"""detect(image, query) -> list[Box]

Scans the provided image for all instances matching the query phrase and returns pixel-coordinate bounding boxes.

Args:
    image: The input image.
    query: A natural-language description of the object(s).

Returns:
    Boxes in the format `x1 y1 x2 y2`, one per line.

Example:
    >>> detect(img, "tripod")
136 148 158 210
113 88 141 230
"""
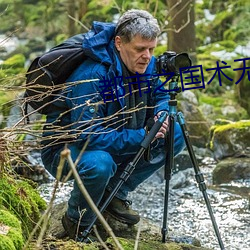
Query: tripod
161 78 225 249
82 77 225 250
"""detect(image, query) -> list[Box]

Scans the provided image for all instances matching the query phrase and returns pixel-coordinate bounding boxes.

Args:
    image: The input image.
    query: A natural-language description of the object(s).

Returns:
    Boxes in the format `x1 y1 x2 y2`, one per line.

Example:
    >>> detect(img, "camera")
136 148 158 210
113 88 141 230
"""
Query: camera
156 51 192 75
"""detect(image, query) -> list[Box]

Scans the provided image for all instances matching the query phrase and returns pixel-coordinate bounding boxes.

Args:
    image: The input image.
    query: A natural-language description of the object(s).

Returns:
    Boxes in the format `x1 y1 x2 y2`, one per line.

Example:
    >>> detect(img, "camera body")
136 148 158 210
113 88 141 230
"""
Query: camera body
156 51 192 75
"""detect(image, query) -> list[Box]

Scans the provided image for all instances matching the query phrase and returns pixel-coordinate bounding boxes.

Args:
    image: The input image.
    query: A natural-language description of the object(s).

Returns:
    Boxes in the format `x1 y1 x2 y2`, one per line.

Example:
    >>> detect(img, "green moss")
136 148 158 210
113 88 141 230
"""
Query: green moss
1 54 25 69
0 209 21 229
0 54 26 87
0 209 24 249
7 228 24 249
213 120 250 133
0 235 16 250
0 175 47 239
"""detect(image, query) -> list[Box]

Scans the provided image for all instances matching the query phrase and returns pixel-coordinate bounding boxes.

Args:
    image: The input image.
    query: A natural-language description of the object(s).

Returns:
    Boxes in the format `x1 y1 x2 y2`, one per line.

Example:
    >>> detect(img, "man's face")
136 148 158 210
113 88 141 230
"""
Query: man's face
115 35 157 74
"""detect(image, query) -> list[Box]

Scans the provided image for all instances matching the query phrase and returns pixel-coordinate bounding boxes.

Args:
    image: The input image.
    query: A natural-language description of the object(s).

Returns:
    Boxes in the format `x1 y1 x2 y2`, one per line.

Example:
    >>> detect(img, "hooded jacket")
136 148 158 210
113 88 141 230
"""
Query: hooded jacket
43 21 170 156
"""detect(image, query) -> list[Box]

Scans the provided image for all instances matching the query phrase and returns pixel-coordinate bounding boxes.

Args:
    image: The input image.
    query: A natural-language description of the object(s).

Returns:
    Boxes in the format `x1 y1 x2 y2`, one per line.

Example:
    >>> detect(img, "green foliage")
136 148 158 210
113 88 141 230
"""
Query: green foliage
196 0 250 48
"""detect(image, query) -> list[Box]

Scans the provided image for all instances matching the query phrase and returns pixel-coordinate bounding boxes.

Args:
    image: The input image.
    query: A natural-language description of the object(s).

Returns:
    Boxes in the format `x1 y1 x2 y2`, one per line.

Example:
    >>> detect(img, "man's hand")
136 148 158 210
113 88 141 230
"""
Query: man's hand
154 111 169 139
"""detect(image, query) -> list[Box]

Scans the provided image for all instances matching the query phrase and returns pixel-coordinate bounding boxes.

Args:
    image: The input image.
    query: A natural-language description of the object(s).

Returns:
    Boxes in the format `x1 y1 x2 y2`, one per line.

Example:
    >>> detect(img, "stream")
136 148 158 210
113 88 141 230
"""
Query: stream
38 155 250 250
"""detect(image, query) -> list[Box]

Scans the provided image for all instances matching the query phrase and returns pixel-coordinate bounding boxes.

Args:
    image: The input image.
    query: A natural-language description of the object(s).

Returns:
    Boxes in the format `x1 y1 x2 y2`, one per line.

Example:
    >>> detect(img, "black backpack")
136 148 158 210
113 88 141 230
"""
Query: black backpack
24 34 86 115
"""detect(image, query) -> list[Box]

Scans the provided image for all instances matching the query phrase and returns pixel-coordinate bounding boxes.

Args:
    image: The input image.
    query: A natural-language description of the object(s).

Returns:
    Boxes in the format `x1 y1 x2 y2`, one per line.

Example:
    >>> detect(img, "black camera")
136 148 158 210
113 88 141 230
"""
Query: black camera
156 51 192 75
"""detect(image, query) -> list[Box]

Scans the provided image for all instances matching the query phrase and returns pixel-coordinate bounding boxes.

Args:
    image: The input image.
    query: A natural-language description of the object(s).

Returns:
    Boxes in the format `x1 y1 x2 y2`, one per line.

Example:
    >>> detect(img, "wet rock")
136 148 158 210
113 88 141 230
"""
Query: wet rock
213 157 250 184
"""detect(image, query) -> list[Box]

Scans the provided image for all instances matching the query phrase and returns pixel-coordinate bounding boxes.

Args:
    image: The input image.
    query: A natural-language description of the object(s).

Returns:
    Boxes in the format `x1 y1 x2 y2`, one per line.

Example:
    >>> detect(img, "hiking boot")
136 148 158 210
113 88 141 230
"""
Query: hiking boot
105 196 140 225
61 213 97 243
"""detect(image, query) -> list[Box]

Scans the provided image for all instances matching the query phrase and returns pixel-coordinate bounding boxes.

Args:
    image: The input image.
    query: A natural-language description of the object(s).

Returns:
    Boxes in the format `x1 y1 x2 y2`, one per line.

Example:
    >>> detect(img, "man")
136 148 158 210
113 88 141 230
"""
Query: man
41 9 185 241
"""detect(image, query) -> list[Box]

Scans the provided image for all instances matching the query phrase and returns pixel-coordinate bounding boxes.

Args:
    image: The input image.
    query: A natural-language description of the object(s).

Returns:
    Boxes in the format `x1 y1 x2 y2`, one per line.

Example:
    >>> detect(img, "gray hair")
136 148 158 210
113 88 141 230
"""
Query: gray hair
115 9 160 43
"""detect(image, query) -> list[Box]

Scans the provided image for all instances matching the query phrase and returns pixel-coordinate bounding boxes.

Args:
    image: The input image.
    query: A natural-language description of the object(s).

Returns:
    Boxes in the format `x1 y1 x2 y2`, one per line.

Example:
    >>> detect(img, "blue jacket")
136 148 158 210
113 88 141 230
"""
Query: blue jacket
44 21 170 156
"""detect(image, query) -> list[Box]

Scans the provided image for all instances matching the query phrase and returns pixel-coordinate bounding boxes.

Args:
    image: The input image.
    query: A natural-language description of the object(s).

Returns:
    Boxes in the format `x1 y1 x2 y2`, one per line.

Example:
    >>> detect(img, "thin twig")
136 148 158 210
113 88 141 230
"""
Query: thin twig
68 14 90 31
134 219 142 250
93 225 110 250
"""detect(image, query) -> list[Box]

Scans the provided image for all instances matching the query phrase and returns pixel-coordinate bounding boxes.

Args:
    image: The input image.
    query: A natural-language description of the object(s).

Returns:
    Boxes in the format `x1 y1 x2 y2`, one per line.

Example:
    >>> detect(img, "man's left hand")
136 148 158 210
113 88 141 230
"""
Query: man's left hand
154 112 169 139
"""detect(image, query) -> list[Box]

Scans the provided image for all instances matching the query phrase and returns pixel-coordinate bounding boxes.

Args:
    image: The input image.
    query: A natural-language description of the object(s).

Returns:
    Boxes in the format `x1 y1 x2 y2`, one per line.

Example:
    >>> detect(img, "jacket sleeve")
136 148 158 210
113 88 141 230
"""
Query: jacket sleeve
65 61 146 156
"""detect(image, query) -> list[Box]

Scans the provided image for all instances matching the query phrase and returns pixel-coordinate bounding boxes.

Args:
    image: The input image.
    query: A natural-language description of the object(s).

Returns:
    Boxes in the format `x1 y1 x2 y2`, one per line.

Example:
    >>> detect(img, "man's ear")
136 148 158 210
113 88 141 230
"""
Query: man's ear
115 36 122 51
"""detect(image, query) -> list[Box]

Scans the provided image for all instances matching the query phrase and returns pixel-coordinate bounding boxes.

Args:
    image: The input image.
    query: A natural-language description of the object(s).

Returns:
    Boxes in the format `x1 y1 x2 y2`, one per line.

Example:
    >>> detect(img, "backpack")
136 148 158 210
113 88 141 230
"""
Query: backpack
24 34 86 115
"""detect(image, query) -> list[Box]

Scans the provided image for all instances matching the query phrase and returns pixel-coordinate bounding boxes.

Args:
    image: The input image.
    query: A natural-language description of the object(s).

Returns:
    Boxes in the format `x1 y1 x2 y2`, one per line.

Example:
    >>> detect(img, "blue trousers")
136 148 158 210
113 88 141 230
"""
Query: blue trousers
41 122 185 226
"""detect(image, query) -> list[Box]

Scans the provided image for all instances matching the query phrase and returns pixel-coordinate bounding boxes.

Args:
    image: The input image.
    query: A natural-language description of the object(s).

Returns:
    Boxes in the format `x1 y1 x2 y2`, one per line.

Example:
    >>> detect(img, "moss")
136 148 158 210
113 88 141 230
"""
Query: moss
1 54 25 69
0 235 16 250
7 228 24 249
105 237 208 250
0 209 21 229
0 209 24 249
0 174 47 239
213 120 250 133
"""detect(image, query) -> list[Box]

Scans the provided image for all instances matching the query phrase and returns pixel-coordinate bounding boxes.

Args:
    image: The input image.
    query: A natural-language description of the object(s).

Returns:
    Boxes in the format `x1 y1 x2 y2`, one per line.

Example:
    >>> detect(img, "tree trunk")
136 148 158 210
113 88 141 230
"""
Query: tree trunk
67 0 77 36
167 0 196 63
78 0 88 20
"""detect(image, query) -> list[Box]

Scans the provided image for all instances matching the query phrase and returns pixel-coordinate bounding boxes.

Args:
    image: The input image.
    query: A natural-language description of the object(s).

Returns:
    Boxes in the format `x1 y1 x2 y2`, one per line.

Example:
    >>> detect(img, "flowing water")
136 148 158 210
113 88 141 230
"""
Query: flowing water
38 156 250 250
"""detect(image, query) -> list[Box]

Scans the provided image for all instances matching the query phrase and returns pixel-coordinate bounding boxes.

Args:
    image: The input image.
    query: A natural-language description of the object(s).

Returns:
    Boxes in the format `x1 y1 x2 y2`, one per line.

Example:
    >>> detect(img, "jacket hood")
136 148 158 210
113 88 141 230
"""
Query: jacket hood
82 21 116 65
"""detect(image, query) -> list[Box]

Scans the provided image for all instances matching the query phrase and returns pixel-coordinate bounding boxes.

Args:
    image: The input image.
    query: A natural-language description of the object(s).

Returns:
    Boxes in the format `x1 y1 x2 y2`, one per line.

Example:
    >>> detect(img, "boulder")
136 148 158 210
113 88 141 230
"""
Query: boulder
213 157 250 184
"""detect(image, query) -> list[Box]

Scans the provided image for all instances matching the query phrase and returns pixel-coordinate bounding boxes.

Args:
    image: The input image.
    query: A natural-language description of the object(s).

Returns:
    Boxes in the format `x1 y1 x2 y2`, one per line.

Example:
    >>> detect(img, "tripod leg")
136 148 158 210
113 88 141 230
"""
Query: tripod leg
177 112 225 250
162 114 175 243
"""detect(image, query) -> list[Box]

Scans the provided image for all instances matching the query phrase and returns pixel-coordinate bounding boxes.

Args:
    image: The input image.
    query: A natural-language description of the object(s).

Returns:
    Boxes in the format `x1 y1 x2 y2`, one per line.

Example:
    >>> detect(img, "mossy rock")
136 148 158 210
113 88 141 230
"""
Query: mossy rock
0 174 47 239
0 209 24 250
209 120 250 160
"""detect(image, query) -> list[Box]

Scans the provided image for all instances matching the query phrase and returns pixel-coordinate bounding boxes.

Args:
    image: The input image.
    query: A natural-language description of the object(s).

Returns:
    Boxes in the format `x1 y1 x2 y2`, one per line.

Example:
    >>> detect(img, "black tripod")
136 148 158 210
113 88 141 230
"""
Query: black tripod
161 78 225 249
82 77 225 250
